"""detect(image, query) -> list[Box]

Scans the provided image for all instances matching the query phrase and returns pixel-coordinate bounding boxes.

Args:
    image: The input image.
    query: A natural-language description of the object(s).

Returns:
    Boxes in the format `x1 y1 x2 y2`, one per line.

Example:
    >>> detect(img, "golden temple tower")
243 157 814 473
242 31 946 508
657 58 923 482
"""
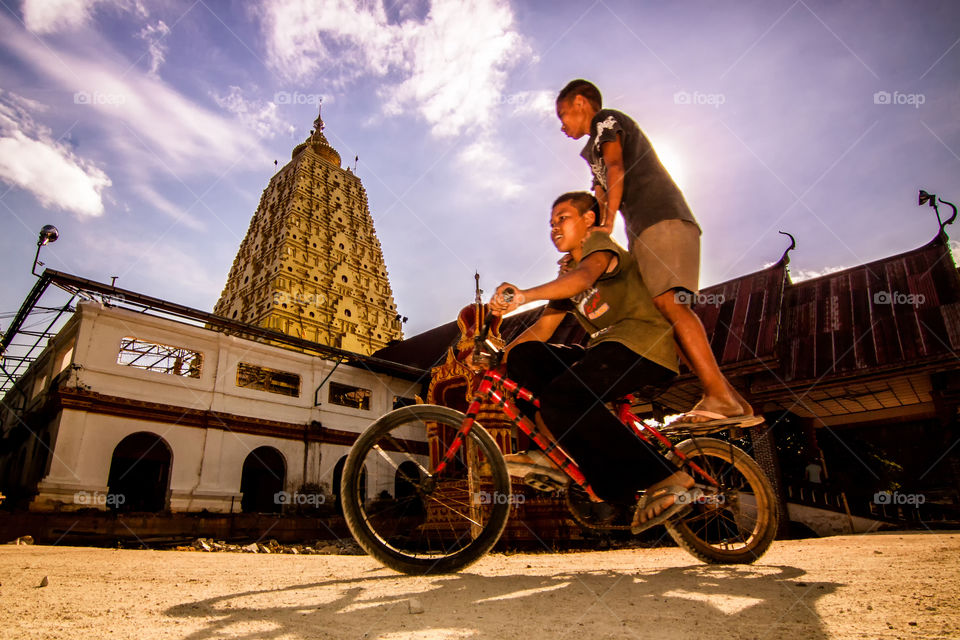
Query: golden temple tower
214 106 403 354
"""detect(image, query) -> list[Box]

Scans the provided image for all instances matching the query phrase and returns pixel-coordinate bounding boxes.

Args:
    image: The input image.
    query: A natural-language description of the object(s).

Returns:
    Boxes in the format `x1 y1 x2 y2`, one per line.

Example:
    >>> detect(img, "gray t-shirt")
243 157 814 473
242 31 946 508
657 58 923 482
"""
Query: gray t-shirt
581 108 699 239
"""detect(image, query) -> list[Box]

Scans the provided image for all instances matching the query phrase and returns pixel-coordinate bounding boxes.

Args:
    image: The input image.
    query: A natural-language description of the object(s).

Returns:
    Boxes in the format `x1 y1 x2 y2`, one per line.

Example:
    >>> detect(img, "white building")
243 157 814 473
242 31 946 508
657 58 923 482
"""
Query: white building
0 298 426 515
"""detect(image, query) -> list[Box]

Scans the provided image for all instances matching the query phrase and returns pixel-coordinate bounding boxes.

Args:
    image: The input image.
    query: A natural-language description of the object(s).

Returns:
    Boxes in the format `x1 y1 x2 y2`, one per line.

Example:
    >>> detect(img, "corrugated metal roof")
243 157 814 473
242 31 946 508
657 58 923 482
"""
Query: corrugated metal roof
779 234 960 382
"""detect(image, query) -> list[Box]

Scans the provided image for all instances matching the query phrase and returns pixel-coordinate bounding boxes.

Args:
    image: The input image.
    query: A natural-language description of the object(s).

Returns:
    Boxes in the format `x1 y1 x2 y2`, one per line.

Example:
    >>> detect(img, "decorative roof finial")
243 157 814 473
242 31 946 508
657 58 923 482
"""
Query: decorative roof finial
777 230 796 265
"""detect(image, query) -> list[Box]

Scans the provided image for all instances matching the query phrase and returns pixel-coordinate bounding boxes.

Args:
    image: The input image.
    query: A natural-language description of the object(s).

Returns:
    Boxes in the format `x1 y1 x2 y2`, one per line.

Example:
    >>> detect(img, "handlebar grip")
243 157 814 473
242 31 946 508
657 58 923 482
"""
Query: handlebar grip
478 287 514 342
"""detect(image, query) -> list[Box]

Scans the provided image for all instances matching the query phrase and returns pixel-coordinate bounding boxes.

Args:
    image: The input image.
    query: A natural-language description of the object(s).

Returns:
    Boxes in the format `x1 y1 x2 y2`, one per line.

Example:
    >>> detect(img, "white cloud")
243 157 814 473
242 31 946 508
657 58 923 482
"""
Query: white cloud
260 0 531 137
0 90 111 217
457 137 522 198
510 90 556 120
786 264 850 282
22 0 146 34
212 86 295 139
137 20 171 77
3 14 271 173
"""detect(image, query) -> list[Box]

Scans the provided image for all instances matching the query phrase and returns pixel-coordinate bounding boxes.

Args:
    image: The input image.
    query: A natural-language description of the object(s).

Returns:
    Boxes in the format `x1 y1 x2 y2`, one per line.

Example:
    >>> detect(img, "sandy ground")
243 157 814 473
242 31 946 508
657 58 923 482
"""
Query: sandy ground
2 531 959 640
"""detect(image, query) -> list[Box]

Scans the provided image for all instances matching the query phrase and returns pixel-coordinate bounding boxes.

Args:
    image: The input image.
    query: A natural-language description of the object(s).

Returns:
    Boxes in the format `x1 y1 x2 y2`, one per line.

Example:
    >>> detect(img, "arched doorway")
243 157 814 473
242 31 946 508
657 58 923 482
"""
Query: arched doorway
240 447 286 513
332 455 365 514
107 432 172 512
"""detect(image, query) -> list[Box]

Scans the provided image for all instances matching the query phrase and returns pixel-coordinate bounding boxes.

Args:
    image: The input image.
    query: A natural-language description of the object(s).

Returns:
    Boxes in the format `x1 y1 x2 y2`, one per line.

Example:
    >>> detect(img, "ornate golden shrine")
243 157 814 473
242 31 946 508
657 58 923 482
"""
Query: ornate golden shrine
423 301 584 544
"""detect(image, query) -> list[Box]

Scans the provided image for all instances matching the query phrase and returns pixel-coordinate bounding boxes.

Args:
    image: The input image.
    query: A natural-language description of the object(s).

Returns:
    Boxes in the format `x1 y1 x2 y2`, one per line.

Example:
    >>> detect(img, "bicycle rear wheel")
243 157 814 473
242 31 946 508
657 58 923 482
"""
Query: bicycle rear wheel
341 404 511 575
666 437 778 564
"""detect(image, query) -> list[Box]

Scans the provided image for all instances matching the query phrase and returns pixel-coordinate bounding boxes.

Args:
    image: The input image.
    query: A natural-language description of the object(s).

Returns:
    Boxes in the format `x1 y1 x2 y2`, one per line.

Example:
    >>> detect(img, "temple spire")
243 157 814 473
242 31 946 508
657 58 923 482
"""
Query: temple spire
311 102 328 145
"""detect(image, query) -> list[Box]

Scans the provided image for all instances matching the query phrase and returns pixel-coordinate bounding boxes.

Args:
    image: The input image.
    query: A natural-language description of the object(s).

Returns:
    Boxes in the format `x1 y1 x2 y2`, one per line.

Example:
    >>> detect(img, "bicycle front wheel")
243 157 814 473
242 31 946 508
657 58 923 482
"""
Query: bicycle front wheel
666 437 778 564
341 404 511 574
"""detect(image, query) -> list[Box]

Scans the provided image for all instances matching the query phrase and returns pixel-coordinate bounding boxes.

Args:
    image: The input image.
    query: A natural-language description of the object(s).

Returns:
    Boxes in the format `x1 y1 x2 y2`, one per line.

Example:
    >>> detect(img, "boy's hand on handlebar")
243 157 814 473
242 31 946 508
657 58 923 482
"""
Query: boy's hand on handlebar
490 283 524 316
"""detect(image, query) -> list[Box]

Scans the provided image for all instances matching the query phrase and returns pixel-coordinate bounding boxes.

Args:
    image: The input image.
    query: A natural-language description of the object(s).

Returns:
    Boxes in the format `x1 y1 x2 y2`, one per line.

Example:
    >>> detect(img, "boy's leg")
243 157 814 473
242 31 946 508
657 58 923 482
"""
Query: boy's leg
538 342 678 503
631 219 751 423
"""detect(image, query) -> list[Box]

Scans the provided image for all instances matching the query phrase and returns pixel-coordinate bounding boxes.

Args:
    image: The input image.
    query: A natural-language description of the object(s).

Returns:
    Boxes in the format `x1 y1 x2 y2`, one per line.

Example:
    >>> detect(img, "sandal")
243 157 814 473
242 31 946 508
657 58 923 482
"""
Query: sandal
503 450 567 485
669 410 765 434
631 485 698 534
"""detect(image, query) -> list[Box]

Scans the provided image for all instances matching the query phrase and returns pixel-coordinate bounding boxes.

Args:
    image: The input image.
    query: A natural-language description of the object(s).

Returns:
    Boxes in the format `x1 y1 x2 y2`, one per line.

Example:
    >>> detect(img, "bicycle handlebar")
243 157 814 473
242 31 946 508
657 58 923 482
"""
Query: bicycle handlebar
473 287 514 365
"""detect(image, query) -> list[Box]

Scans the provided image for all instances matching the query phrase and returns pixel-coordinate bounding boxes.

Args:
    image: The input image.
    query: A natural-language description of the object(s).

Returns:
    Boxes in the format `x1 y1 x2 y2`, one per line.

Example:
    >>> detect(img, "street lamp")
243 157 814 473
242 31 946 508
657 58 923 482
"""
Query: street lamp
918 190 957 233
31 225 59 276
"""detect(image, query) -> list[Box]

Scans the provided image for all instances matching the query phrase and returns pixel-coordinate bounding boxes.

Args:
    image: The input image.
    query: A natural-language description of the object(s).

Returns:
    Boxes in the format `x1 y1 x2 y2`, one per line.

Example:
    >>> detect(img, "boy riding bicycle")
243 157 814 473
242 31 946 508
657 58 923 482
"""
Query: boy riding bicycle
489 191 697 532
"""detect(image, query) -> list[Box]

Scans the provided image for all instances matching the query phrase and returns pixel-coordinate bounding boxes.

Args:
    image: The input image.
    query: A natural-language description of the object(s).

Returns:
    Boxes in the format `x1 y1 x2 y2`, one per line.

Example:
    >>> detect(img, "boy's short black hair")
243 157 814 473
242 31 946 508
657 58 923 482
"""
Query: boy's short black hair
552 191 600 226
557 79 602 111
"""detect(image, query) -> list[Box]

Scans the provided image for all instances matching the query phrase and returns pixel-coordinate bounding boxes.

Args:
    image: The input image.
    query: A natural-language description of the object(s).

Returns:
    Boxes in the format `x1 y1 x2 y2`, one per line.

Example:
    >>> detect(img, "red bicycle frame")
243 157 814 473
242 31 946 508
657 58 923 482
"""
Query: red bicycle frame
433 367 721 502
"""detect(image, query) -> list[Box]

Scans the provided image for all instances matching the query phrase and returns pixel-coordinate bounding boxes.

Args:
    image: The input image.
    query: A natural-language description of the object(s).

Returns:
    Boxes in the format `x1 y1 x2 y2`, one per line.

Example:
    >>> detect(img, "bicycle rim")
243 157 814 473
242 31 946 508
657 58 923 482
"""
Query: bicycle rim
666 437 778 564
341 404 511 574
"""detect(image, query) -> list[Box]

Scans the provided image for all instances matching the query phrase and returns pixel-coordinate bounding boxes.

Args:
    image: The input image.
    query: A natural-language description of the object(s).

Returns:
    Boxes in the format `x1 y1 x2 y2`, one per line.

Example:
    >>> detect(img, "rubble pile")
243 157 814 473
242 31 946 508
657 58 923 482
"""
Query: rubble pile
176 537 363 555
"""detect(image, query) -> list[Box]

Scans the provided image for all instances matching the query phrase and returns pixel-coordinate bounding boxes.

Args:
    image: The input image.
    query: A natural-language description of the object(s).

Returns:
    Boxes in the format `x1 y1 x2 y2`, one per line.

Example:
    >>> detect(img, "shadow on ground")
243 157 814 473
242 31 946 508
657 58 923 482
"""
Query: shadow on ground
164 562 841 639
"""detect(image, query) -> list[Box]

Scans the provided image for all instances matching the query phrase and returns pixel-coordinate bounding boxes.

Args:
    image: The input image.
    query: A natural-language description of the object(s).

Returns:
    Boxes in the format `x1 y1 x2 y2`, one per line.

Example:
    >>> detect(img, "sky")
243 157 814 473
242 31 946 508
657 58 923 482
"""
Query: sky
1 0 958 341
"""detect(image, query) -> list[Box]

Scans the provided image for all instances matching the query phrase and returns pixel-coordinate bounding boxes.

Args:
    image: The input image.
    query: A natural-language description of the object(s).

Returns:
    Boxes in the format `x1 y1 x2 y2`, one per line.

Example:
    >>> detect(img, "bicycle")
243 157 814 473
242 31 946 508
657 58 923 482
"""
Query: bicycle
340 303 778 575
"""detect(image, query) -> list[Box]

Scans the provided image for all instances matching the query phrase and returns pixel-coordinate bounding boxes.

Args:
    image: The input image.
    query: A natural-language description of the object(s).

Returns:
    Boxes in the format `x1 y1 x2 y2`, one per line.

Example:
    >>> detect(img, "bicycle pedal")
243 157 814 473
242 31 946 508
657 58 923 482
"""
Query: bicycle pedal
523 473 567 493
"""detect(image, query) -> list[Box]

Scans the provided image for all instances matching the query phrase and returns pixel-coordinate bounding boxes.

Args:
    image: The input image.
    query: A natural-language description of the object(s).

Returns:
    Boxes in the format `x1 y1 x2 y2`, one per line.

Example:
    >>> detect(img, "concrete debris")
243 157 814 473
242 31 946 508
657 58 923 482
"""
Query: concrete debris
408 598 424 614
177 538 363 556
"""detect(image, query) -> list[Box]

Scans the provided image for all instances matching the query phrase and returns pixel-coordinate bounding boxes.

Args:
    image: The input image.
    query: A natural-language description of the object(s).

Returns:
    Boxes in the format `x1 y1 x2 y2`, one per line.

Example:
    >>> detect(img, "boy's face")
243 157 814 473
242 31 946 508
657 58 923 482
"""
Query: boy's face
550 201 594 253
556 95 592 139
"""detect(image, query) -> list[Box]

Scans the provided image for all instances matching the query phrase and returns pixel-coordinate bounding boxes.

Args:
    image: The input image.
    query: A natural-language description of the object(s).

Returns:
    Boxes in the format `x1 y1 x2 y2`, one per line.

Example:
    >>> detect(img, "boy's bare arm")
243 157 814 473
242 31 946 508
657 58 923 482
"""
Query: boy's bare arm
598 136 625 233
491 251 615 314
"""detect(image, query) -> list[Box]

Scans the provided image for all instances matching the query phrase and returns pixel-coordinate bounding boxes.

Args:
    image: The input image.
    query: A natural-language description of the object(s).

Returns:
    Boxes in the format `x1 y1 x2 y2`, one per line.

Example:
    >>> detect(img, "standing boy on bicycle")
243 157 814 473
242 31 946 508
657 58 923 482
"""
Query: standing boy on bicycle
490 191 696 532
555 79 758 429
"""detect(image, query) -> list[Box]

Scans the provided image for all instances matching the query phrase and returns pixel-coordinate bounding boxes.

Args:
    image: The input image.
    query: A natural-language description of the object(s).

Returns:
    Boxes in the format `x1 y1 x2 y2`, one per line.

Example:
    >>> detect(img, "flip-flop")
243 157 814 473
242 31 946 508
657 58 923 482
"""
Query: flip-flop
668 410 765 433
631 485 698 534
503 450 567 485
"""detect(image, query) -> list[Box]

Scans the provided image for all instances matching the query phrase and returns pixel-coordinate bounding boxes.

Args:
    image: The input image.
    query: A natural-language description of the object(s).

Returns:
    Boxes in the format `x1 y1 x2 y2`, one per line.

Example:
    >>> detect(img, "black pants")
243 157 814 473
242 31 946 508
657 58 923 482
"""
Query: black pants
507 341 678 504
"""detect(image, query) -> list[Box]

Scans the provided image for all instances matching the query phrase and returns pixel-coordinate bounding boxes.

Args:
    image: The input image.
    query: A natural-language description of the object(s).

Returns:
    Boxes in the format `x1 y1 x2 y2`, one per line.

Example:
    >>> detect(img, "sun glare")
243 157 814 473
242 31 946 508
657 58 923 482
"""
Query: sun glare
654 140 687 192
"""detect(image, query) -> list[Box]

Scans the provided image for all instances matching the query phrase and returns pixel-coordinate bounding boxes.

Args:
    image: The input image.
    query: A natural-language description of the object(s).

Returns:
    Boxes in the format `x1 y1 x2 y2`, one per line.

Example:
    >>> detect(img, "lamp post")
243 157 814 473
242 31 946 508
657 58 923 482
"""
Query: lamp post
918 190 957 234
31 225 59 276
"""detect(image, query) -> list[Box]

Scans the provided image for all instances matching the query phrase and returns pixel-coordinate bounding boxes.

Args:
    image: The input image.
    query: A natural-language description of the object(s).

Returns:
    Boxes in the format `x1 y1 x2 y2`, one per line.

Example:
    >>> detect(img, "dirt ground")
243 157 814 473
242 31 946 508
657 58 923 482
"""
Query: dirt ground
2 531 958 640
